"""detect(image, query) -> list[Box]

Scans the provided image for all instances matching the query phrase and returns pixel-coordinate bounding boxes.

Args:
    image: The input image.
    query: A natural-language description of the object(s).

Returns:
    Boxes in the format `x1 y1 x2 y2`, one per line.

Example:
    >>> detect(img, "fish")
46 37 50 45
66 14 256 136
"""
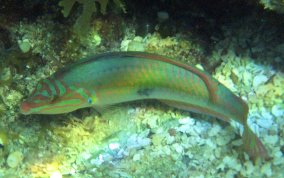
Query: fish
20 51 269 161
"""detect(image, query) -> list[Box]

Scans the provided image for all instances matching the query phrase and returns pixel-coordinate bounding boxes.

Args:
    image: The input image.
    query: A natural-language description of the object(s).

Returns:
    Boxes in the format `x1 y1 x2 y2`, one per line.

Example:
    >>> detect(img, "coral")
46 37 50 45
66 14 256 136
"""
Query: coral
120 33 205 65
59 0 126 36
11 19 58 63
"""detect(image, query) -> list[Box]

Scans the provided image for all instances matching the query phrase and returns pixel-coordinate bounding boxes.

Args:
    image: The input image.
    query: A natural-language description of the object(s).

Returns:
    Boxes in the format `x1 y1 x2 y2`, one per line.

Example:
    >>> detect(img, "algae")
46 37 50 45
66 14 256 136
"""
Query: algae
59 0 126 37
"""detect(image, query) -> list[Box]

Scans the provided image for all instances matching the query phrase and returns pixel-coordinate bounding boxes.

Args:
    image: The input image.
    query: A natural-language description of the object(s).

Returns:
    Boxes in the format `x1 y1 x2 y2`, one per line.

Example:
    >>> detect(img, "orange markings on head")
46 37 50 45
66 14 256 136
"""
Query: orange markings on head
20 101 31 114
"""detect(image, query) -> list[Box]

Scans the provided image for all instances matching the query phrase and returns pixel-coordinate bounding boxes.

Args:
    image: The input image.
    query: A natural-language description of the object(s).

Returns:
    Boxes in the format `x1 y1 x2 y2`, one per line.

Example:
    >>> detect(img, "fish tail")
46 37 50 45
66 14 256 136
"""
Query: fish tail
242 124 269 161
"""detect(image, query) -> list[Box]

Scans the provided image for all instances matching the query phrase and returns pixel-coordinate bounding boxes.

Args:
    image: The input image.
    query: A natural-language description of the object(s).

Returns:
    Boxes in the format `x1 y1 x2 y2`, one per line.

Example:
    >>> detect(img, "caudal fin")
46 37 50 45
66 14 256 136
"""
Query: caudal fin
242 125 270 161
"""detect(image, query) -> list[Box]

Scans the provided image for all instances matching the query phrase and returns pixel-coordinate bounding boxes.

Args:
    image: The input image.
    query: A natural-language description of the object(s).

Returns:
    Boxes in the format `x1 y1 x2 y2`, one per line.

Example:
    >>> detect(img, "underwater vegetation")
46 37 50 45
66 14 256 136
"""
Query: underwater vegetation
59 0 126 36
0 0 283 177
260 0 284 13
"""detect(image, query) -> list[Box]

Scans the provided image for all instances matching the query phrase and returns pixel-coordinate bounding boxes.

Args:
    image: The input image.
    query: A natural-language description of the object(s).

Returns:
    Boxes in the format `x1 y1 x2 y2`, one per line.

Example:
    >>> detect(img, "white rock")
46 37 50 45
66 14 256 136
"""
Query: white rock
195 64 204 71
177 124 192 134
214 149 221 158
90 157 103 166
260 163 272 177
261 110 273 120
109 143 120 150
242 161 255 175
178 117 195 125
216 162 225 171
253 75 268 88
139 138 151 147
133 153 141 161
222 156 242 171
256 117 273 129
127 40 145 51
139 129 150 138
216 135 231 146
208 125 221 137
166 135 175 144
172 143 183 153
50 171 62 178
80 151 92 160
163 146 171 155
146 116 158 128
225 170 237 178
133 36 143 42
264 135 278 145
230 120 243 135
272 105 284 117
273 156 284 166
18 39 31 53
196 137 206 145
6 151 23 168
273 150 283 158
120 39 131 51
242 71 252 86
205 139 216 149
231 139 242 146
247 119 260 134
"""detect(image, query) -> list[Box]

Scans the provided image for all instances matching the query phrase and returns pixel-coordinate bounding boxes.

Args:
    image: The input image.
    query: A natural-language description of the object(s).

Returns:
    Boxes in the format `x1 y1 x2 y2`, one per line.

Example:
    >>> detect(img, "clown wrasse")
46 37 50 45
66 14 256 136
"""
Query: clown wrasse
20 52 269 161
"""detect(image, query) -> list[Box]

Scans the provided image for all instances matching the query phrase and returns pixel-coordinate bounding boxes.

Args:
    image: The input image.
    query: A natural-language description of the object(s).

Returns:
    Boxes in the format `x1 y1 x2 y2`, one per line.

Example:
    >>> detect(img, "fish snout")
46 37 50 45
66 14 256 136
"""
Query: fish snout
20 101 31 115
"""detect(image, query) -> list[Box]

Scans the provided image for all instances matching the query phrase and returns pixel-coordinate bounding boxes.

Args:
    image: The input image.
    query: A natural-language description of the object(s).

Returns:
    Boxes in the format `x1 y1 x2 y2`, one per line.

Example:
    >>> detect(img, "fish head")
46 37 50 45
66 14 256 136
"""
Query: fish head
20 78 97 115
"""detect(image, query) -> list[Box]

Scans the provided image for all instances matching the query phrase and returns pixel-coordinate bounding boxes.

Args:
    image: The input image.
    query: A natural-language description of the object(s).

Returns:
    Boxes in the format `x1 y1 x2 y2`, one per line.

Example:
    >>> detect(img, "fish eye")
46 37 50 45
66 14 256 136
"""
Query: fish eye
87 98 92 104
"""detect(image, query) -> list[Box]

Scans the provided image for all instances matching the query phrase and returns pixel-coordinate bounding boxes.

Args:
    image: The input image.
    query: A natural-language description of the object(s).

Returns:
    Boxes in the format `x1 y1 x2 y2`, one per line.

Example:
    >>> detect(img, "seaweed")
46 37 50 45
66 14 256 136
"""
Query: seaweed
59 0 126 37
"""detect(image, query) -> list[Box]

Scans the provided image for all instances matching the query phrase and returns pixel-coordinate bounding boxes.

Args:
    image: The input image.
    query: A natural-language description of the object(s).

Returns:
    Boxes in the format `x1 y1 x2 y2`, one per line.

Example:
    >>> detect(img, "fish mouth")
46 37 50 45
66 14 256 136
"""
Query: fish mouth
20 101 32 115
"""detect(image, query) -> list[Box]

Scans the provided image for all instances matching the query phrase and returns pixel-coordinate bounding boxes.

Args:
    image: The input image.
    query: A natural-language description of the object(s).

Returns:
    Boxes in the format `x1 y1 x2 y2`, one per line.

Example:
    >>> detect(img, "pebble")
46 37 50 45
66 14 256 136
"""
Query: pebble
253 75 268 88
109 143 120 150
133 153 141 161
162 146 171 155
208 125 221 137
216 135 231 146
178 117 195 125
18 39 31 53
273 156 284 166
50 171 62 178
271 105 284 117
264 135 278 145
127 40 145 51
177 124 192 134
172 143 183 153
242 71 252 87
256 116 273 129
260 163 272 177
205 140 216 149
222 156 242 171
146 115 158 129
6 151 23 168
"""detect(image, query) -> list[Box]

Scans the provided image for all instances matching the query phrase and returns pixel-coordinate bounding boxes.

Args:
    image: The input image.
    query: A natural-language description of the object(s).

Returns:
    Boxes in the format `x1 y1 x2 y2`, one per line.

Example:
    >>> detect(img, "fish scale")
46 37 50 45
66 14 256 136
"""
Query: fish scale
20 51 269 161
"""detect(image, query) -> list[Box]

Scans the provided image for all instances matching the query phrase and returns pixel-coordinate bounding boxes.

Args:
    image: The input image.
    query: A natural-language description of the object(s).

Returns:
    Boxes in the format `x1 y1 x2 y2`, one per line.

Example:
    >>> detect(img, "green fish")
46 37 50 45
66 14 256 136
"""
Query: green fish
20 52 269 161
